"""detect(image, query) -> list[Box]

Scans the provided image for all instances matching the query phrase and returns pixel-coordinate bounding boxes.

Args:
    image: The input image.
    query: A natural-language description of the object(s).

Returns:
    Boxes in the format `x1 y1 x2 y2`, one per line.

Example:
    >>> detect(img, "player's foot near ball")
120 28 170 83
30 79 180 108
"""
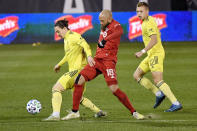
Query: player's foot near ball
61 110 80 120
94 110 107 118
165 104 182 112
132 112 145 120
42 115 60 121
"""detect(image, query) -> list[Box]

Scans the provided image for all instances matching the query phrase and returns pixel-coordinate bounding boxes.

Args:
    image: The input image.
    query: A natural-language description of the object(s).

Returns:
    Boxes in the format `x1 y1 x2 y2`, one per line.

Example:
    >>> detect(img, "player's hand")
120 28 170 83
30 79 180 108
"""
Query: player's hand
135 49 146 58
98 39 106 48
135 51 144 58
87 56 95 67
54 64 61 73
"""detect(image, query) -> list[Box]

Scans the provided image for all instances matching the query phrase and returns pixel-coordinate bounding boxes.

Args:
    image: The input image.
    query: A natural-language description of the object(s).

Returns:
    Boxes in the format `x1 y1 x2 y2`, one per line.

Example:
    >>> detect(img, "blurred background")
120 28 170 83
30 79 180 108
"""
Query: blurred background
0 0 197 44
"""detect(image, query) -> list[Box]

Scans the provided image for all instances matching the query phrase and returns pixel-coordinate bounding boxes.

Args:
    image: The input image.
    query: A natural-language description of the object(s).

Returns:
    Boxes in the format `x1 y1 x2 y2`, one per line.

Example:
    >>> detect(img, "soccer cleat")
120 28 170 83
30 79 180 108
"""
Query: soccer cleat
61 110 80 120
94 110 107 118
42 115 60 121
132 112 145 120
165 104 182 112
153 92 165 108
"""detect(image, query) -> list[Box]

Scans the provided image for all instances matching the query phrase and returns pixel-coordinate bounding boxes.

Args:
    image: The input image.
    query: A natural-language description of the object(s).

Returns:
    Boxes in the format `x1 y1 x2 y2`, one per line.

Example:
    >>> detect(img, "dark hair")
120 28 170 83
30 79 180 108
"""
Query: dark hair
55 19 69 29
137 2 149 9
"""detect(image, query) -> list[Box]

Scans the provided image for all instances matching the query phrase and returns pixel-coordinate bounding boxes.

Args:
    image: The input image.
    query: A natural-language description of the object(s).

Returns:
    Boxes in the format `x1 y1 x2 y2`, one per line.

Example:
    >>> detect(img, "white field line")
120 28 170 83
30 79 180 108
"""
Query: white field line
0 119 197 125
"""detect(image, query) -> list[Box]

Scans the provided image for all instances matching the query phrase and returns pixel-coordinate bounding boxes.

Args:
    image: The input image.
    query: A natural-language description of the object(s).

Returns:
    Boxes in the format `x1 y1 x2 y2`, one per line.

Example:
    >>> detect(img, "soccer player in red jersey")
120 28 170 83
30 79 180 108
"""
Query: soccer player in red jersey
62 10 145 120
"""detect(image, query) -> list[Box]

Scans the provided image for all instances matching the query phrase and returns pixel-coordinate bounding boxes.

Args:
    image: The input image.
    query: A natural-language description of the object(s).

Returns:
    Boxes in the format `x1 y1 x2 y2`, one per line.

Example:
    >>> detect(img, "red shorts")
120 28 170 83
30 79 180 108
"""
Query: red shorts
80 58 118 86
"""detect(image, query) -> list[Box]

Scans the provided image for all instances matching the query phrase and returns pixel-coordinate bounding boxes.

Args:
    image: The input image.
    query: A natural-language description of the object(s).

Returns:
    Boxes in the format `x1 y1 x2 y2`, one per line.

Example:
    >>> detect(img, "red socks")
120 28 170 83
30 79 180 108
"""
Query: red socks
72 84 84 111
113 88 136 114
73 84 135 114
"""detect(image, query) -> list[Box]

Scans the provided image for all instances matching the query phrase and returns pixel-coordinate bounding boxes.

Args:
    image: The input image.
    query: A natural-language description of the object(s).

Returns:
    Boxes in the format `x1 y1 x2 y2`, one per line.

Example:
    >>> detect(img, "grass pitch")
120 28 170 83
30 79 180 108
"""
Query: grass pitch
0 42 197 131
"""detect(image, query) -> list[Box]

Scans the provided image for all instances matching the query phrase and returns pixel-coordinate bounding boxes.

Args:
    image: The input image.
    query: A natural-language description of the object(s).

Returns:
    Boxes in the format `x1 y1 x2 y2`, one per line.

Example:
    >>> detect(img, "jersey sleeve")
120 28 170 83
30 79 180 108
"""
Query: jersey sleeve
77 37 92 57
146 20 157 37
57 54 67 66
105 23 123 41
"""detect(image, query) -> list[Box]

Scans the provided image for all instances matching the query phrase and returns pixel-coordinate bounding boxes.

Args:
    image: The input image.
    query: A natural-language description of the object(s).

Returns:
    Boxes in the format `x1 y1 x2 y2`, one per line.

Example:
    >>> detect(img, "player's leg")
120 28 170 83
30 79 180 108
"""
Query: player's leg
103 60 144 120
134 57 162 96
69 80 105 117
152 72 182 112
43 82 64 121
80 97 106 117
61 74 86 120
150 54 182 111
43 71 78 121
62 64 101 120
108 84 144 120
134 57 164 108
134 67 161 95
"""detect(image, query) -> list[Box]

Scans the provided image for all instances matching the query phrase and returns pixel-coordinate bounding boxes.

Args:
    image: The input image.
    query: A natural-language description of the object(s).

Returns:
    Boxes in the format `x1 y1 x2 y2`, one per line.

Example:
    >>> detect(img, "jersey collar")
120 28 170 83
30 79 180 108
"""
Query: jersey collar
64 30 71 39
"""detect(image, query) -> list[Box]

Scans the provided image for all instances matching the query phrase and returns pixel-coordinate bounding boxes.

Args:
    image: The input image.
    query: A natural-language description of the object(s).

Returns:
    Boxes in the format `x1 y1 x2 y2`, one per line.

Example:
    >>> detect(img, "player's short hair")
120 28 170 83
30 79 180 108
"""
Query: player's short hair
55 19 69 29
137 2 149 9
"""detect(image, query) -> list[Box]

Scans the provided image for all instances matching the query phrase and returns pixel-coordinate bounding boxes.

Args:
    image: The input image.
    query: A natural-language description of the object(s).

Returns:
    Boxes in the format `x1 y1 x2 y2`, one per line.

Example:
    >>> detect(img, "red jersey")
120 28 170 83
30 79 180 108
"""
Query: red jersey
95 19 123 63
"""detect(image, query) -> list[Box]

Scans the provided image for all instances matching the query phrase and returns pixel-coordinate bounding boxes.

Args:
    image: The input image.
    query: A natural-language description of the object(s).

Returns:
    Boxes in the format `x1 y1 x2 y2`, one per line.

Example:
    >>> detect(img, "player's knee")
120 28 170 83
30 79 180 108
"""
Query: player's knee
154 79 162 85
75 74 85 85
109 84 119 93
52 82 64 93
133 71 140 81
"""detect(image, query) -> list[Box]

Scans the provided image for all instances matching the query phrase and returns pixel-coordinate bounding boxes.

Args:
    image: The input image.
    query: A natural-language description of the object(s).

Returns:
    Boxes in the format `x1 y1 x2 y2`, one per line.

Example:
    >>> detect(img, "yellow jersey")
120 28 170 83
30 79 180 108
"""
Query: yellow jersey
57 30 92 71
141 16 164 55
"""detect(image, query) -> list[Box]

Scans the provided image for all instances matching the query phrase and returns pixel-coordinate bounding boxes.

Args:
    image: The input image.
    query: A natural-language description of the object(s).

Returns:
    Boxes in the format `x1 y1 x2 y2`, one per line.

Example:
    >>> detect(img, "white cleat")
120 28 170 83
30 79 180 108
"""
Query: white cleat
133 112 145 120
42 115 60 121
61 111 80 120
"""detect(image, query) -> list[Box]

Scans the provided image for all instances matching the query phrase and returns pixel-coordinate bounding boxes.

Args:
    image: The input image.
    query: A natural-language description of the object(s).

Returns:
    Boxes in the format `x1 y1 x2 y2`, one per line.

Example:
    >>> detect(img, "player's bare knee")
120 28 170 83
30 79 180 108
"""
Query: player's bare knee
109 84 119 93
153 79 161 85
52 82 64 93
133 71 140 81
75 74 85 85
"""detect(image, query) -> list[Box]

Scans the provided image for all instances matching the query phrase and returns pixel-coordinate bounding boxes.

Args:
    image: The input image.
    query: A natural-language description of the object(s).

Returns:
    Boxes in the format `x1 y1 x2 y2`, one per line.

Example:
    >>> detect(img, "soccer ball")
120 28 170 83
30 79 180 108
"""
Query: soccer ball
26 99 42 114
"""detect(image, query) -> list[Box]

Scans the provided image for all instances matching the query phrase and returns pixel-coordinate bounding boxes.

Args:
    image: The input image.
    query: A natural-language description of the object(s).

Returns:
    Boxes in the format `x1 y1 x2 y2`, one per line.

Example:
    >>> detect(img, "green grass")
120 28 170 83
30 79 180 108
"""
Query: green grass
0 42 197 131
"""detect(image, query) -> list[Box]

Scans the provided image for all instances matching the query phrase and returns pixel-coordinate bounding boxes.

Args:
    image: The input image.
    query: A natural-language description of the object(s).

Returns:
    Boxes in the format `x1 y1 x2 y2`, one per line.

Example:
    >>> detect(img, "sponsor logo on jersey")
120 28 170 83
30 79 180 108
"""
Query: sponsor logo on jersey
128 14 167 40
0 16 19 37
54 15 93 41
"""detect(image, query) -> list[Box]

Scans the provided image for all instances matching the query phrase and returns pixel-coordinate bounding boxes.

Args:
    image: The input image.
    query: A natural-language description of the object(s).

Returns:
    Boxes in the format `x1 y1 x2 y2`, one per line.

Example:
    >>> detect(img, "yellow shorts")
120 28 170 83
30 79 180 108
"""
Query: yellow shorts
139 53 165 73
57 70 86 92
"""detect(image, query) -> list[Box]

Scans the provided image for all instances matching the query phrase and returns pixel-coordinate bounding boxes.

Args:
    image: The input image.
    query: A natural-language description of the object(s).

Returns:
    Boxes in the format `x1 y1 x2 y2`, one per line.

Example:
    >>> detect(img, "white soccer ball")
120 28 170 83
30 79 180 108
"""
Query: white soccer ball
26 99 42 114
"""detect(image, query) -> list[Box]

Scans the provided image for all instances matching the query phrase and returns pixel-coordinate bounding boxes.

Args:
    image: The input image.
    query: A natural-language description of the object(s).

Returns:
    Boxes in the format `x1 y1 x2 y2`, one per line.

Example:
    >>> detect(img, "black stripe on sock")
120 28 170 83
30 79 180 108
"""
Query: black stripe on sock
157 80 165 87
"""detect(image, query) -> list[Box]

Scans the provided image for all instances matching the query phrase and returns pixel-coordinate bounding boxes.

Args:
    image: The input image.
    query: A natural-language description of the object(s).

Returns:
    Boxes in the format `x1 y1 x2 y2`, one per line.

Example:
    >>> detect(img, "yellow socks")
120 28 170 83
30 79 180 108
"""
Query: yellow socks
80 97 100 113
157 81 177 103
52 90 62 113
139 77 159 95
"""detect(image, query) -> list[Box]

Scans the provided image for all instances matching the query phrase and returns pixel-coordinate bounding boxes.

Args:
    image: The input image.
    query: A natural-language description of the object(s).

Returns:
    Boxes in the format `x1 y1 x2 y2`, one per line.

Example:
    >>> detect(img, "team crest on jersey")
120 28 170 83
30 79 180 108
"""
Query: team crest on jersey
100 28 108 38
128 14 167 40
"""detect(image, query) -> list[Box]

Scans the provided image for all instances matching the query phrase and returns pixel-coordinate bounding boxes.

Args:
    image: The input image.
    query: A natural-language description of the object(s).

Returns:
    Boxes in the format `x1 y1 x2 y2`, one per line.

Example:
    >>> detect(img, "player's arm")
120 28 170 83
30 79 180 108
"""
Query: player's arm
105 24 123 41
135 22 157 58
98 24 123 48
143 34 157 52
54 55 67 73
77 37 95 67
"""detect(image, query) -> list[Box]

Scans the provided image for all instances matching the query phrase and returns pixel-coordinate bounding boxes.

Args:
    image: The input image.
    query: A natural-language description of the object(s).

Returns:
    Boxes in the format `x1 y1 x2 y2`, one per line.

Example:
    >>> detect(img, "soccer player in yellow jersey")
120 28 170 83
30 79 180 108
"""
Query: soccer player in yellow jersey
133 2 182 112
43 19 106 121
